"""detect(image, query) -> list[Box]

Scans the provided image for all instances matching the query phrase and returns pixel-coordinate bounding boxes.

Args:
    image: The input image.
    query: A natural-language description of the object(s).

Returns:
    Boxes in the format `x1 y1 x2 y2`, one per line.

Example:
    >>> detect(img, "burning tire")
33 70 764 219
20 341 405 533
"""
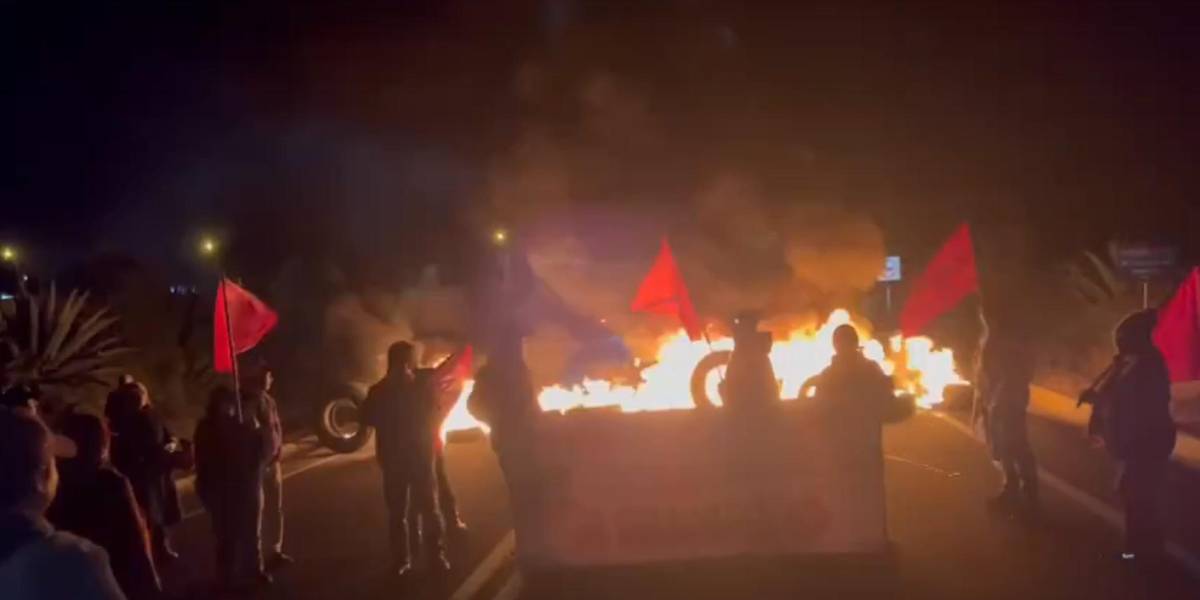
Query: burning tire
314 384 373 454
690 349 731 409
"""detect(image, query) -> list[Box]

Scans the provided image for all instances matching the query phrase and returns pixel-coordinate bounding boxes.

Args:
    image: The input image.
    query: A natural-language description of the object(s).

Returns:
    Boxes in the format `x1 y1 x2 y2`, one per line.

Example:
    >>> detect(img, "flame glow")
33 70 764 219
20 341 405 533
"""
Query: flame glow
440 309 966 436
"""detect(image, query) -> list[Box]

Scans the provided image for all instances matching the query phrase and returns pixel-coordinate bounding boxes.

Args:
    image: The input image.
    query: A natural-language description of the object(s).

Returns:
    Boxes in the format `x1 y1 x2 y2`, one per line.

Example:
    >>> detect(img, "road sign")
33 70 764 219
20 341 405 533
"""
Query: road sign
878 256 902 283
1109 243 1178 280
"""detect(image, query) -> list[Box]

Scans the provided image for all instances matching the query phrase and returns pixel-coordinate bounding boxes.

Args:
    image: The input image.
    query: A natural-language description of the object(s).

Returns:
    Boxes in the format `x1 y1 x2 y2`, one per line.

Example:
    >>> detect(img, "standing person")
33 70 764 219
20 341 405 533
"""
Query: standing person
801 325 895 424
0 408 127 600
972 316 1038 518
241 366 293 570
48 412 161 599
362 342 449 577
466 329 541 547
434 450 468 535
720 311 780 410
194 387 271 590
467 329 537 452
106 382 183 563
413 364 469 538
1079 310 1177 561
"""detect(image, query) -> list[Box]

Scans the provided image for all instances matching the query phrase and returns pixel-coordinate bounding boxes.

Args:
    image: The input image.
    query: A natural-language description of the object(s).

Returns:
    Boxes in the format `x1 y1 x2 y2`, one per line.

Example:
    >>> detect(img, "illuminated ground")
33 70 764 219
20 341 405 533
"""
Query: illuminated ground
163 410 1200 599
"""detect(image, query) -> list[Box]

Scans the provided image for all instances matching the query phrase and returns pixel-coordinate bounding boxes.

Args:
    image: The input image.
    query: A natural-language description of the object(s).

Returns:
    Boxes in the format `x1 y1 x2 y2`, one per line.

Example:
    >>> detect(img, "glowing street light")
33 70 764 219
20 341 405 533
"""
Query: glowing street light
1 245 16 263
200 237 218 257
491 227 509 246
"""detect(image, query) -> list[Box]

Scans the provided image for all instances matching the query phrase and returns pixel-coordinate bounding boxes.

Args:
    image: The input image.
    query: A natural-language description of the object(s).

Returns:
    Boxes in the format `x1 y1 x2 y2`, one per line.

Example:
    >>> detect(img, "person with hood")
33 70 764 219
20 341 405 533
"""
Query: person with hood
1079 310 1177 560
0 407 127 600
194 387 271 590
720 311 780 411
47 412 161 599
105 381 183 563
362 341 449 577
972 315 1038 518
800 325 895 426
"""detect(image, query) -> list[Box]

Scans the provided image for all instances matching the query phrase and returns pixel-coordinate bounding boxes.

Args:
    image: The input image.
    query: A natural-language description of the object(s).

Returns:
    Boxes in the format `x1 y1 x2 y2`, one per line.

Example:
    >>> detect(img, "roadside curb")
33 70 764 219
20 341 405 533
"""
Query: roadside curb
1030 386 1200 469
932 411 1200 580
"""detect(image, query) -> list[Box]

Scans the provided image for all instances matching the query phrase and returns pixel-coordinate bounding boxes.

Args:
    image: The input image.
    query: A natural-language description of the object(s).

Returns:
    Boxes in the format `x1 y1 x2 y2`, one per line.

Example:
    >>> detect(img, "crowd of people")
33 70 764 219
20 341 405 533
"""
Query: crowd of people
0 365 291 599
0 306 1183 598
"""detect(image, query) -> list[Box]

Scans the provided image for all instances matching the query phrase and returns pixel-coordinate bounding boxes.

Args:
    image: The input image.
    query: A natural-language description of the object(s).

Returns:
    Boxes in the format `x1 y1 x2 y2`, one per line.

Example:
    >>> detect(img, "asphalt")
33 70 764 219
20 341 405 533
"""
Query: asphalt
162 409 1200 600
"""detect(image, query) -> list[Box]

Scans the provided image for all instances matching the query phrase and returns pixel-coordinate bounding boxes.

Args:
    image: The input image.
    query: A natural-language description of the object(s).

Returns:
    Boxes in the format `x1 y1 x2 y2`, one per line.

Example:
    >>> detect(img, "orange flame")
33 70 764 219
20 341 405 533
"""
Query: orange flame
440 309 965 437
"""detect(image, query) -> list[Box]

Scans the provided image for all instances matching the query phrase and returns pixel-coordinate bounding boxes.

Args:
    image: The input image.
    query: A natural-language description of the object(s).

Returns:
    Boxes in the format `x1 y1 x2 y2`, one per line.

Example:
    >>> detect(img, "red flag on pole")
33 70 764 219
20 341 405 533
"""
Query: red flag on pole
432 345 474 410
1153 267 1200 383
900 223 980 336
632 238 703 341
213 278 279 374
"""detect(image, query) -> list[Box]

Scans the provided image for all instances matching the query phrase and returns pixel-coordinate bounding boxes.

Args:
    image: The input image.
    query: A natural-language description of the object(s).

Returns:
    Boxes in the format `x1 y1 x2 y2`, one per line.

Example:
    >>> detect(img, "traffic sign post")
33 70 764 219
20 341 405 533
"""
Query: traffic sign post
1109 242 1178 309
878 256 902 314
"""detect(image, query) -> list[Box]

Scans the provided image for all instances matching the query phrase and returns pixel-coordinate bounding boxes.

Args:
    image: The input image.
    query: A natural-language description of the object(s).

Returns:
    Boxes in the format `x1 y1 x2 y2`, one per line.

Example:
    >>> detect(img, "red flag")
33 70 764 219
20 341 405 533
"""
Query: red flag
213 278 279 374
632 238 703 341
1154 267 1200 383
432 345 474 410
900 223 980 336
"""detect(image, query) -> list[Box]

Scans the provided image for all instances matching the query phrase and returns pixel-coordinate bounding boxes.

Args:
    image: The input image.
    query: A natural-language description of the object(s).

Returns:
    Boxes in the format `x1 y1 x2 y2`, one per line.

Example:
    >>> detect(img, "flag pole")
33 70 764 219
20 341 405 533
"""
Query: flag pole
220 275 243 423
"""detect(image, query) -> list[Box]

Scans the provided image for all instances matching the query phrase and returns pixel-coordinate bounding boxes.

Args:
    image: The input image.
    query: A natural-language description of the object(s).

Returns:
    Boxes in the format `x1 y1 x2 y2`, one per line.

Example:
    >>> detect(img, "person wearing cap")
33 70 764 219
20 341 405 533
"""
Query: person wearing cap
48 412 162 599
720 311 780 410
363 341 450 577
0 407 127 599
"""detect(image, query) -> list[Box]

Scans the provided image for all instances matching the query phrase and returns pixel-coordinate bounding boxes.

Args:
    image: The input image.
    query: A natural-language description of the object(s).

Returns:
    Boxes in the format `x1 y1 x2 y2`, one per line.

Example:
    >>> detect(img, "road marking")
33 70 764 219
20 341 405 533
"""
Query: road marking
932 412 1200 579
449 530 516 600
180 451 351 521
492 572 522 600
885 454 962 478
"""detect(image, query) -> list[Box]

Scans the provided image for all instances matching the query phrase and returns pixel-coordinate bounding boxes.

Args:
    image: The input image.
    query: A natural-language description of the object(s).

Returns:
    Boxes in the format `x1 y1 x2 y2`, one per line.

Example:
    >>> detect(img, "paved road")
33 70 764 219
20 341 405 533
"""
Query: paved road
162 409 1200 600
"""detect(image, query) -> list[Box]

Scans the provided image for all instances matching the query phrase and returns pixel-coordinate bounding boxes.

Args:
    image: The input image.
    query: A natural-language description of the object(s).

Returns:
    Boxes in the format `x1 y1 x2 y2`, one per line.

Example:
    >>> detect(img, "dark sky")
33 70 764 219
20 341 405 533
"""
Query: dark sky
4 1 1199 276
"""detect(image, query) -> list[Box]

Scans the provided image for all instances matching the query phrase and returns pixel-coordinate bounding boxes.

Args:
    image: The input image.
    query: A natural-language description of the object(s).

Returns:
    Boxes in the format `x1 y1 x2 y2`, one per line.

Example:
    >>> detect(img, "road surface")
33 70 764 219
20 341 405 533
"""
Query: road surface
162 408 1200 599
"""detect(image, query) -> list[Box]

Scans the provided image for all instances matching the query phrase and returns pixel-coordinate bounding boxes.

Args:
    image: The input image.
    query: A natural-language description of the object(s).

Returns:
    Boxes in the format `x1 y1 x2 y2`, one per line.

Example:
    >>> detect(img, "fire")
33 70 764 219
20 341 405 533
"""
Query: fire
440 309 966 436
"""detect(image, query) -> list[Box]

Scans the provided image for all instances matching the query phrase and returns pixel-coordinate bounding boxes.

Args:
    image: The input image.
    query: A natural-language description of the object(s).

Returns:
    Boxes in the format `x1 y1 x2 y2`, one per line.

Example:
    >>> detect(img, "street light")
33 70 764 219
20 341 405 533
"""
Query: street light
491 227 509 246
1 245 16 263
200 237 218 257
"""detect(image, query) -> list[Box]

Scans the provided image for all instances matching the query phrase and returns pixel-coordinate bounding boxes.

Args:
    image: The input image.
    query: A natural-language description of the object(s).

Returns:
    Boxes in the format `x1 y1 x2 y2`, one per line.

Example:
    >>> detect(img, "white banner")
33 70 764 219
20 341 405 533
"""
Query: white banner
502 404 887 568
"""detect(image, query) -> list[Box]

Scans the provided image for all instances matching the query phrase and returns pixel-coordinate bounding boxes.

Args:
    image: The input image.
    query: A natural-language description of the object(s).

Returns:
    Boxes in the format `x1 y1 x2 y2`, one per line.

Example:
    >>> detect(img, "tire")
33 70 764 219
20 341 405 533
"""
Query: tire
314 385 374 454
939 383 975 412
690 350 732 409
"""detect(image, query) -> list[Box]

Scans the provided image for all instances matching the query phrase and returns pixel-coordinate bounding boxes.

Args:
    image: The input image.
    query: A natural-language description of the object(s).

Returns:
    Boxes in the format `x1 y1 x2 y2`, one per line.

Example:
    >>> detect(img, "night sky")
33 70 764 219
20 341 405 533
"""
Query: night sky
4 1 1199 277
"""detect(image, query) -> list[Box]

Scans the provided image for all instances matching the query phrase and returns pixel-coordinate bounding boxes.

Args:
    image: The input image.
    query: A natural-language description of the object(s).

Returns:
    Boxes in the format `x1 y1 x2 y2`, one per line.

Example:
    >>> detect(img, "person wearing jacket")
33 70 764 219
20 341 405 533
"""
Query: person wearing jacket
802 325 895 427
47 412 161 599
1080 310 1177 560
0 407 127 600
106 382 183 563
973 317 1038 518
362 342 449 577
241 366 293 570
194 387 271 590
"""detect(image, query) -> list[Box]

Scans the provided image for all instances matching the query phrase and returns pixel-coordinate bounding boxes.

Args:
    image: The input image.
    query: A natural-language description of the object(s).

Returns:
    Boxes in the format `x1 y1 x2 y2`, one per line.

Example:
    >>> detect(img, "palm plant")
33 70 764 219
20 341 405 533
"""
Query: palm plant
0 284 130 393
1064 250 1128 305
